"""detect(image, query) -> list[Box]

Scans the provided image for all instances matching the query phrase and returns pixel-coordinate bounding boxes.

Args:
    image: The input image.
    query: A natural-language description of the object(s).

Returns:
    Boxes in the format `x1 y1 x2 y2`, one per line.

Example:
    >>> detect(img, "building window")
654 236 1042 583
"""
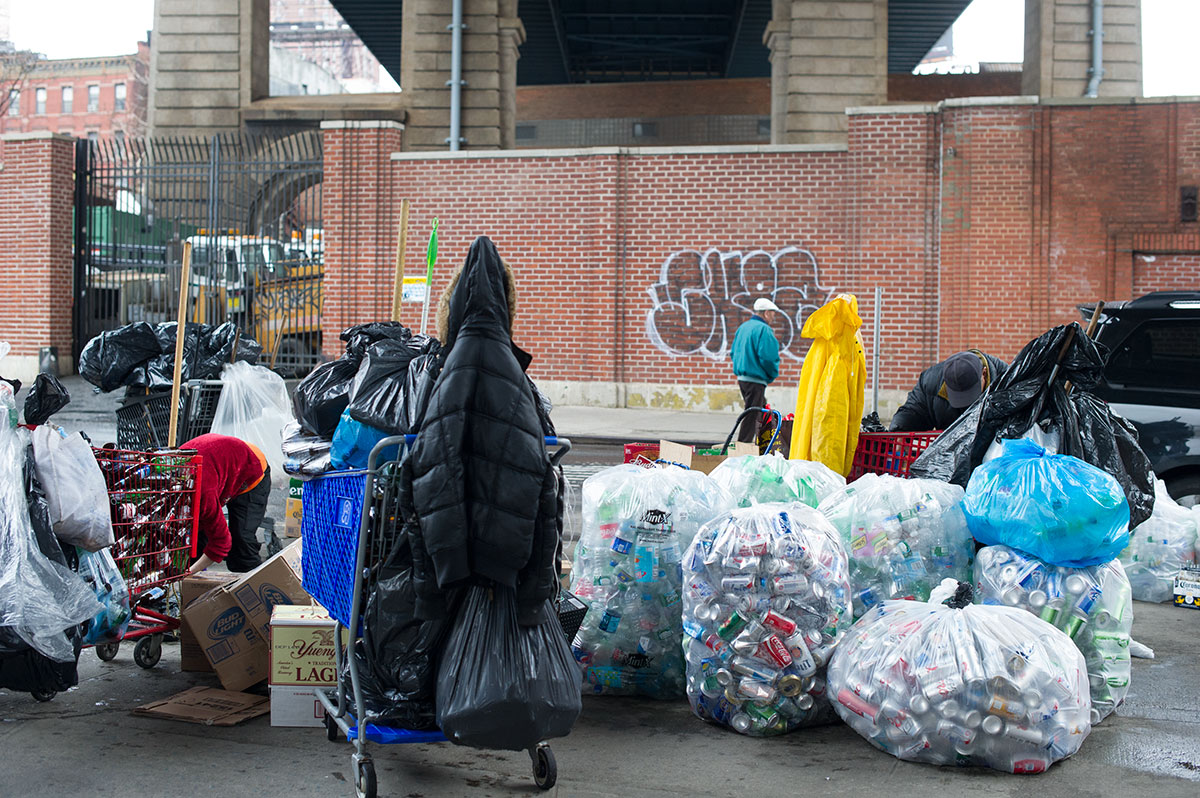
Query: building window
86 131 99 146
35 88 46 115
757 117 771 137
114 83 126 112
8 90 19 116
87 84 99 113
62 86 73 114
114 130 126 153
632 122 657 138
515 124 537 141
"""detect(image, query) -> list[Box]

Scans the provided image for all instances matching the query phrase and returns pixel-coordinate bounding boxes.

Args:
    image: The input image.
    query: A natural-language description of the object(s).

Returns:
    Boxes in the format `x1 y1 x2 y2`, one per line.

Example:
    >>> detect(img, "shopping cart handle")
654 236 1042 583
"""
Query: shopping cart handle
366 435 571 470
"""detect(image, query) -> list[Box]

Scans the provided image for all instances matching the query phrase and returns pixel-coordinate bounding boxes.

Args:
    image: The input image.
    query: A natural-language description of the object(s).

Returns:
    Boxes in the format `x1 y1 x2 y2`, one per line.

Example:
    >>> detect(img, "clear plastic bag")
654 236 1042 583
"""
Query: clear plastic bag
682 503 852 735
818 474 973 619
0 408 101 661
281 420 333 478
31 424 115 552
827 587 1092 773
1119 480 1199 603
569 463 734 698
210 361 292 480
77 548 131 646
974 546 1131 722
709 453 845 509
435 584 581 750
964 438 1130 567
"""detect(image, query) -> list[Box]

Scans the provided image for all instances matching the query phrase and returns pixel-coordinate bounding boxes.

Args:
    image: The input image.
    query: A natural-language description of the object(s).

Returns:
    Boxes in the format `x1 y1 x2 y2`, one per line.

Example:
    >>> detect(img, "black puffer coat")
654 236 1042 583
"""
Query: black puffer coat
403 236 560 625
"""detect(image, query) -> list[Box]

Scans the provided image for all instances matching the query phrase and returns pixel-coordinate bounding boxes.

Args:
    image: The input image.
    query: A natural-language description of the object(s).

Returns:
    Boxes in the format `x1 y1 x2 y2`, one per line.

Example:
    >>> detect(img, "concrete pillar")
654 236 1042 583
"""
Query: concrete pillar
149 0 269 138
0 133 76 380
399 0 521 151
319 120 405 358
1022 0 1142 98
767 0 888 144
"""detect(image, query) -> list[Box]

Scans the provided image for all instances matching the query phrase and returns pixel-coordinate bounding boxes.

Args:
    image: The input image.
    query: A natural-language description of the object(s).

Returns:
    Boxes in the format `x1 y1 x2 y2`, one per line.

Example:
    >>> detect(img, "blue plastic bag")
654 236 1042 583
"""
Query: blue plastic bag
330 409 399 470
77 548 131 646
962 438 1130 567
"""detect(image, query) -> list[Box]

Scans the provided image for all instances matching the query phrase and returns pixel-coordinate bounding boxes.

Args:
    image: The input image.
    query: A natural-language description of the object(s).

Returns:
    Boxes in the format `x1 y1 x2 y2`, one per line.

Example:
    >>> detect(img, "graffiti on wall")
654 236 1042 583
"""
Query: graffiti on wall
645 246 834 361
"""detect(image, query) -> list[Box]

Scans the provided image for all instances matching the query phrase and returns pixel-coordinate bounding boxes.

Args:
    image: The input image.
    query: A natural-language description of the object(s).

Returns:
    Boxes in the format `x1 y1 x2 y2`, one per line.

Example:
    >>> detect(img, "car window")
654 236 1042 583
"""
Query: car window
1106 320 1200 392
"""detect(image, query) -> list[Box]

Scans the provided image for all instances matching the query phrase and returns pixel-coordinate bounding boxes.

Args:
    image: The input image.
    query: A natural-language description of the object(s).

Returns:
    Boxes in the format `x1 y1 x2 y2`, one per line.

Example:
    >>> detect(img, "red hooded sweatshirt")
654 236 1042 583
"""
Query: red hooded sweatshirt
182 434 267 562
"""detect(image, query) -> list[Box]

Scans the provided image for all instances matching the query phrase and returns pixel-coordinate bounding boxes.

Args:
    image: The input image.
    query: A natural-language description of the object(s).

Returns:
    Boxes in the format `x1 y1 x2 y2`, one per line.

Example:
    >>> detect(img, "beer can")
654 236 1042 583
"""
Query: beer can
778 674 805 697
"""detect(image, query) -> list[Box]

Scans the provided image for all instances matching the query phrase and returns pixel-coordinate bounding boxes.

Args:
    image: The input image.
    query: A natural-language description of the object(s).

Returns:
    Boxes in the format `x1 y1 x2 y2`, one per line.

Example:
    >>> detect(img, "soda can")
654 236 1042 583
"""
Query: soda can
771 574 809 595
980 714 1003 735
762 610 799 637
879 699 922 737
737 679 777 703
730 712 753 734
1010 757 1049 775
715 668 735 686
1062 613 1086 639
837 688 879 720
793 692 815 711
703 633 730 656
744 700 781 728
897 737 931 759
935 719 975 748
757 635 794 669
1003 723 1046 747
1075 584 1101 616
717 610 749 640
987 693 1026 721
731 655 781 683
724 684 744 704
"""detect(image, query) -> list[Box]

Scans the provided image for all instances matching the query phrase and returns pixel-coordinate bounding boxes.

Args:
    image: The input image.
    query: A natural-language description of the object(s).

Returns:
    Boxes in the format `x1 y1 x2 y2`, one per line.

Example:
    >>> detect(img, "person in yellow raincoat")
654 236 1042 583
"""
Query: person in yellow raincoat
788 294 866 476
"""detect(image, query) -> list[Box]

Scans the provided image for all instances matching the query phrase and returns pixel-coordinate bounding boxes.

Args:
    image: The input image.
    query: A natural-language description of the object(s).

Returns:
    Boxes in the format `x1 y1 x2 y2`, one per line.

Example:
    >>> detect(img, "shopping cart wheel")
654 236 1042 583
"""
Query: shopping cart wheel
94 642 120 662
134 635 163 669
30 689 56 703
354 757 376 798
324 713 339 742
530 743 556 790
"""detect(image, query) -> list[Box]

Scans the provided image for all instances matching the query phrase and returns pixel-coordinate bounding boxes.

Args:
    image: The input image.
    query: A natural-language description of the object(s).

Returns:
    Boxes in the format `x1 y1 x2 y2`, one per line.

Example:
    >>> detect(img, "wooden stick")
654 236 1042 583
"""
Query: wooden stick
168 242 193 449
391 199 411 321
1064 300 1106 395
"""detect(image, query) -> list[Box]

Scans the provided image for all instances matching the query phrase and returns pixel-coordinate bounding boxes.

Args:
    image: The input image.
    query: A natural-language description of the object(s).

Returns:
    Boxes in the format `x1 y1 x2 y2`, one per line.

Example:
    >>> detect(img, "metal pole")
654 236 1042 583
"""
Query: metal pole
1085 0 1104 97
872 286 882 415
448 0 463 151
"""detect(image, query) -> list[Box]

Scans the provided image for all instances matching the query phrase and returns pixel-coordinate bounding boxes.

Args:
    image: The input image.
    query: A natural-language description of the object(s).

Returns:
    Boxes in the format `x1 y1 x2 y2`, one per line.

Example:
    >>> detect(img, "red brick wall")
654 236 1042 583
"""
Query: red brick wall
1133 253 1200 294
0 134 76 364
323 99 1200 401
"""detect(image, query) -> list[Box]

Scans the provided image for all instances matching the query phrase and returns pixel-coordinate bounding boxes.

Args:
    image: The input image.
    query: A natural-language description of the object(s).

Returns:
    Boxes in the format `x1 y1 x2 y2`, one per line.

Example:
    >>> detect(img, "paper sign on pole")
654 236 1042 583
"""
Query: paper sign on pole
402 276 428 303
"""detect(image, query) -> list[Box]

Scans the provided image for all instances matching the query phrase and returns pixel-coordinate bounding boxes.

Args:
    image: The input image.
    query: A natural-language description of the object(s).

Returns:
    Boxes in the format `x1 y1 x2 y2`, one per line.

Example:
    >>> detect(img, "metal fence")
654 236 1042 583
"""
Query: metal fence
73 130 324 378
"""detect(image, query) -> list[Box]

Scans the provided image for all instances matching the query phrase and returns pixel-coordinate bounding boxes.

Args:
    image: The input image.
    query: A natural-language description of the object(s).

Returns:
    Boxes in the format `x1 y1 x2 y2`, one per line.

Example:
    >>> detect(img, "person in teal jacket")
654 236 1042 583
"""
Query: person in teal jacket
731 298 782 443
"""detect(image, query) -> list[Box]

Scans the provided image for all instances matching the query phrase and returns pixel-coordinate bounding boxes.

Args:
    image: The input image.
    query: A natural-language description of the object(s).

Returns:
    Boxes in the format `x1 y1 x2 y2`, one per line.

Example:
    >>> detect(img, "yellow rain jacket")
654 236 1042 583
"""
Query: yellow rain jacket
788 294 866 476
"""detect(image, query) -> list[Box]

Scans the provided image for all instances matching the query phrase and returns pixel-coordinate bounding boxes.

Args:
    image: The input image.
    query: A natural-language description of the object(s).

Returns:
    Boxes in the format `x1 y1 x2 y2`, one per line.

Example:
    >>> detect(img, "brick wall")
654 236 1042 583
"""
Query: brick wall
325 98 1200 408
0 133 76 380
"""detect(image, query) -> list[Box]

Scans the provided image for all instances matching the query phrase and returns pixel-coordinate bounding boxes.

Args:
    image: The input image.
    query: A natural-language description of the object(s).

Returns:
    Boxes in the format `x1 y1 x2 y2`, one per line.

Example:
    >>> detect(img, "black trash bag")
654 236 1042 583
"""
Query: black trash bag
435 583 582 751
129 322 263 389
398 345 443 434
340 321 412 361
347 335 438 434
0 626 82 694
200 321 263 376
23 373 71 426
861 411 886 433
343 533 458 730
78 322 162 392
911 323 1155 526
292 358 360 438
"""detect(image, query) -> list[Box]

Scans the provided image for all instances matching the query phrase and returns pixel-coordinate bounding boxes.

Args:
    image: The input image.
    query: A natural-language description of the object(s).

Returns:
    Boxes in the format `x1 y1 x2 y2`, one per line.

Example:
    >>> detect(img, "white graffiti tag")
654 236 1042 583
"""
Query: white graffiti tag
644 246 834 361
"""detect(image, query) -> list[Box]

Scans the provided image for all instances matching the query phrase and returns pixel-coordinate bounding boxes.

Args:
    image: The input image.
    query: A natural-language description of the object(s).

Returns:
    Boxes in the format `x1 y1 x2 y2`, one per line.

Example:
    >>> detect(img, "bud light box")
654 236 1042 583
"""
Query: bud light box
180 571 238 672
1174 565 1200 609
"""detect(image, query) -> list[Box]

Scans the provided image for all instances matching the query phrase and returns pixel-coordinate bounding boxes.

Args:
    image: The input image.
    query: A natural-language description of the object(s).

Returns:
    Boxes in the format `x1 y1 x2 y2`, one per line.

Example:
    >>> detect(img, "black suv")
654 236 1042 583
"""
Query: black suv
1082 292 1200 506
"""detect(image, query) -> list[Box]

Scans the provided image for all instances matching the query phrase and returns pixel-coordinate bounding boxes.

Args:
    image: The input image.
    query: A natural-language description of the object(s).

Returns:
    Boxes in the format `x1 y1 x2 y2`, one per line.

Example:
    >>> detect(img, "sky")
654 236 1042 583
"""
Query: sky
7 0 1200 98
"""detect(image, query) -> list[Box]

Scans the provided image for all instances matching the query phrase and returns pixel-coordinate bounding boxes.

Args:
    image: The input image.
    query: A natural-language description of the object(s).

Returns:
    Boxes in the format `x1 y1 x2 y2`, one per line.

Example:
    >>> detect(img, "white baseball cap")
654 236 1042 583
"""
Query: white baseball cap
753 298 782 314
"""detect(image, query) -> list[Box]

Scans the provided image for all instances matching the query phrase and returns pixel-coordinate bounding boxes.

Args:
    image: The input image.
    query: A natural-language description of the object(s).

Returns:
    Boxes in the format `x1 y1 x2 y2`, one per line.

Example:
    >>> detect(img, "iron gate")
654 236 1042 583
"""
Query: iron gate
73 130 324 378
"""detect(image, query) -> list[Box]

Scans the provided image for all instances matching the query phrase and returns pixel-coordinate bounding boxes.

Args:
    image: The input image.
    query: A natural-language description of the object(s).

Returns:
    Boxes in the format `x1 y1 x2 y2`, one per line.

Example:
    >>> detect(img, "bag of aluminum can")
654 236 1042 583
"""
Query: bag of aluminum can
682 503 852 735
818 473 973 619
827 583 1092 773
974 545 1131 722
709 453 845 509
1119 479 1198 603
569 463 734 698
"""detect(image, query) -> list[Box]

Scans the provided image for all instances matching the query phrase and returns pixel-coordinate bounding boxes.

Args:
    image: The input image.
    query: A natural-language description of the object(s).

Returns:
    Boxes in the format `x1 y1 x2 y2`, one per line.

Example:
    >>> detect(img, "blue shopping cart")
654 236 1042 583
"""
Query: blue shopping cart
303 434 578 798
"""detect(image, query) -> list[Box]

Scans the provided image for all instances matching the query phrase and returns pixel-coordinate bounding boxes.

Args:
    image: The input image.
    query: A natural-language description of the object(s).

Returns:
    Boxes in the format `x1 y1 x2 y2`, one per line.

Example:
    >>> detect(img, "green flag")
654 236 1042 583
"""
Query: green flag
426 217 439 283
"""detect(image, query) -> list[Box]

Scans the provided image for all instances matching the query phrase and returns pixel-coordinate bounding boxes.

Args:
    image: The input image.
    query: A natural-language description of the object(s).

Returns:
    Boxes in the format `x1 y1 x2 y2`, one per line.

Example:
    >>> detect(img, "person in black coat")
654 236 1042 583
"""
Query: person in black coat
890 350 1007 432
401 235 561 626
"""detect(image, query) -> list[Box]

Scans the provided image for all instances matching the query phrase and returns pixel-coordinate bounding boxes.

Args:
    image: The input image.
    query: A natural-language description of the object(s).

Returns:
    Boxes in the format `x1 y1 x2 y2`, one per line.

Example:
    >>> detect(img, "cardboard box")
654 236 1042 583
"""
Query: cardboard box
182 582 268 692
270 684 326 728
1173 565 1200 608
134 687 269 726
270 604 339 687
228 539 309 641
658 439 757 475
180 572 238 672
284 478 303 538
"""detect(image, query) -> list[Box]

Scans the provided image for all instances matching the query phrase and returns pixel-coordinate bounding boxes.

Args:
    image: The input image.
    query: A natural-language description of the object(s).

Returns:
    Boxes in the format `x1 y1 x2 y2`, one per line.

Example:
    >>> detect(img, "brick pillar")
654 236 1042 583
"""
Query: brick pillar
770 0 888 144
1022 0 1142 98
319 121 405 359
0 132 76 381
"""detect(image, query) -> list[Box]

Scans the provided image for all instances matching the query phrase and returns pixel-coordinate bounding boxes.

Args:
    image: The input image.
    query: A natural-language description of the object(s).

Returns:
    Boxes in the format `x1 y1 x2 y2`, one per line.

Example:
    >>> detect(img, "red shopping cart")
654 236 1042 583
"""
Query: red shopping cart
88 447 204 668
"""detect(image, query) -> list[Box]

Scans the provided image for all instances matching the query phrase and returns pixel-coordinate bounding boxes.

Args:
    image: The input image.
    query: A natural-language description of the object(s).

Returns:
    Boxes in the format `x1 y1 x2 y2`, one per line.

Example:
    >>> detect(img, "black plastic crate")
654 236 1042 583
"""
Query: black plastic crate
115 380 223 449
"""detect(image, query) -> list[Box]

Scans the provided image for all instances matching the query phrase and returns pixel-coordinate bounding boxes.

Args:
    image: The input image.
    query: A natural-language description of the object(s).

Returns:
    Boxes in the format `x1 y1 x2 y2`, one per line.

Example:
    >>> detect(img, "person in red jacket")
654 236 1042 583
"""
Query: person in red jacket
182 434 271 574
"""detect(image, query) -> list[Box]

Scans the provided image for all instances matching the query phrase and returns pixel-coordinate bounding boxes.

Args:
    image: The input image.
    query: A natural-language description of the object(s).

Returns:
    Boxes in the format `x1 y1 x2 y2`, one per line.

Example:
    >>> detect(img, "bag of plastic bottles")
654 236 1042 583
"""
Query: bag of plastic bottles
77 548 131 646
974 546 1131 722
827 583 1092 774
570 463 733 698
709 454 845 509
1117 480 1198 603
963 438 1130 567
818 474 973 619
682 504 852 735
